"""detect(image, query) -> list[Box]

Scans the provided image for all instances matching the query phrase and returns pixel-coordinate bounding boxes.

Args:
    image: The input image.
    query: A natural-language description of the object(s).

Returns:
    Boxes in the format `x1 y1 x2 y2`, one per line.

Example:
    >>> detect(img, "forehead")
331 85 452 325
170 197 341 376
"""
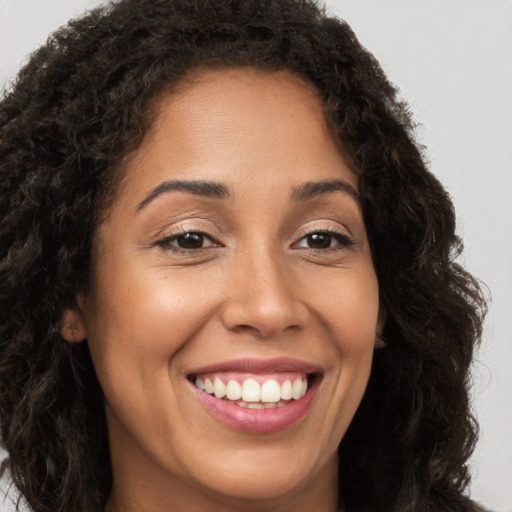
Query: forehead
162 66 327 122
114 67 357 207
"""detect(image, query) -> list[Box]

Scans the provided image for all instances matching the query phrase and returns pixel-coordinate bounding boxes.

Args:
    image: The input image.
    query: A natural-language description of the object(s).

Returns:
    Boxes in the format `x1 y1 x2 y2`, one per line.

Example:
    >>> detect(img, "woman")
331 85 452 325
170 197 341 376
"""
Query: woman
0 1 486 511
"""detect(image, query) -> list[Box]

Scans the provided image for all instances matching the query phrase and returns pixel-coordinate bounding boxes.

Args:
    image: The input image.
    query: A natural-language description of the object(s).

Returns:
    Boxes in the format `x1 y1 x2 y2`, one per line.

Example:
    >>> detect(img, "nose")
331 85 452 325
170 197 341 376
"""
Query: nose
220 249 308 338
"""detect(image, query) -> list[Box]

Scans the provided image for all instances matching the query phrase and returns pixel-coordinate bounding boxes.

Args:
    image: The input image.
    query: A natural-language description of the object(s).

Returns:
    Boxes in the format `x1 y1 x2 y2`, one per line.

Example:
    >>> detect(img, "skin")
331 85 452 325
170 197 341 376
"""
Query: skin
62 68 381 512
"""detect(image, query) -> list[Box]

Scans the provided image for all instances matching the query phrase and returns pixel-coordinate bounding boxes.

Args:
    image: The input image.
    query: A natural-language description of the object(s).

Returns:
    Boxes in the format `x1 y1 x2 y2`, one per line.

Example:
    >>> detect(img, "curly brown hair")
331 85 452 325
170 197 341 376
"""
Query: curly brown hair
0 1 486 511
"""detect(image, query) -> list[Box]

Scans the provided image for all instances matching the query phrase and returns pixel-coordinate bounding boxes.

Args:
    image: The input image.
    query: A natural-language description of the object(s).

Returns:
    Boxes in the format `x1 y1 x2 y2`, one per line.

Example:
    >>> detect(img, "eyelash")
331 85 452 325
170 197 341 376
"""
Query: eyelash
155 228 354 253
156 230 221 252
292 230 354 251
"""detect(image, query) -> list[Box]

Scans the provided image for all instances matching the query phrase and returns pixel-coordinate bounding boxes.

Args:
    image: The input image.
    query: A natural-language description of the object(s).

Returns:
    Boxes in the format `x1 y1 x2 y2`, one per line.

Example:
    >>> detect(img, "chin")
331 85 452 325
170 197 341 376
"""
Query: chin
199 465 316 504
184 442 338 506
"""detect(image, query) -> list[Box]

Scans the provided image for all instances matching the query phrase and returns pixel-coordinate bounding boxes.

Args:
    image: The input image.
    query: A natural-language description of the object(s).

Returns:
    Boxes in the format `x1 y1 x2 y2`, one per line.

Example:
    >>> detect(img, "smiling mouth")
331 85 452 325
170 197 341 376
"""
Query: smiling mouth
189 372 313 409
186 359 321 433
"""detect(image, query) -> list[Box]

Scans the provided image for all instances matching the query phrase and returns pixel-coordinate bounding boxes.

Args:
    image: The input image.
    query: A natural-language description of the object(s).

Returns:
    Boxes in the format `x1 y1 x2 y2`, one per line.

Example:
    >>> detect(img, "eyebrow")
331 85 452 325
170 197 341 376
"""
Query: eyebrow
292 179 360 203
136 177 359 211
137 179 231 210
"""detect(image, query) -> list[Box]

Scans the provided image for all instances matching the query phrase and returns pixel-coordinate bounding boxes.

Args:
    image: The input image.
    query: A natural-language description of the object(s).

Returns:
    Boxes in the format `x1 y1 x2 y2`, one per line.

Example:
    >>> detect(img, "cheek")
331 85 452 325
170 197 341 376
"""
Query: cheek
304 266 380 349
301 263 379 422
83 269 219 443
83 264 210 388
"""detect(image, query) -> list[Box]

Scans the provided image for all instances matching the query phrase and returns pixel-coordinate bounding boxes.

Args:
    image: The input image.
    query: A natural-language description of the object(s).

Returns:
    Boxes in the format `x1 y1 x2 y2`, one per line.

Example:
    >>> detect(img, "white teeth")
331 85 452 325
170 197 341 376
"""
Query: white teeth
204 378 214 394
292 378 303 400
247 402 265 409
234 399 290 408
280 379 292 400
226 380 242 400
213 377 226 398
301 378 308 397
195 375 310 403
260 379 281 402
242 378 261 402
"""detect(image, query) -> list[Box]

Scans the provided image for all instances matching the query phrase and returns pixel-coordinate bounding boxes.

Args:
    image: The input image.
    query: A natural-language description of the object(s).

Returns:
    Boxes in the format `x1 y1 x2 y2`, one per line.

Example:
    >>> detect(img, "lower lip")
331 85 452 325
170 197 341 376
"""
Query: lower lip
190 380 318 434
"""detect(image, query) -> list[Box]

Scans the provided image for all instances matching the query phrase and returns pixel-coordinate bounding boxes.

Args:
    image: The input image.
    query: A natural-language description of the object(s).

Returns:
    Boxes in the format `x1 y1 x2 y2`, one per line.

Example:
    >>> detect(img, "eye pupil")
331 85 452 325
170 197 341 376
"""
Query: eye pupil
307 233 331 249
177 233 204 249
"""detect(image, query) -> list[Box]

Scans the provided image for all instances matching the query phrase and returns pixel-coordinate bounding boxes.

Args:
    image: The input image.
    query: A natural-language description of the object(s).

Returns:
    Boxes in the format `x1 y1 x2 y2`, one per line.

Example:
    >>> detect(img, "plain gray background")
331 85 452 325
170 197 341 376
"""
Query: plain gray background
1 1 511 510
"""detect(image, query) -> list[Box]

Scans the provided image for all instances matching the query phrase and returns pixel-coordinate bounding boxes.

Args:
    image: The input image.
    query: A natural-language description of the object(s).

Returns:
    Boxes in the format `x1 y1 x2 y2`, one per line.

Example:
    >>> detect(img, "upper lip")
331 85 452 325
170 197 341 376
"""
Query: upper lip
187 357 322 376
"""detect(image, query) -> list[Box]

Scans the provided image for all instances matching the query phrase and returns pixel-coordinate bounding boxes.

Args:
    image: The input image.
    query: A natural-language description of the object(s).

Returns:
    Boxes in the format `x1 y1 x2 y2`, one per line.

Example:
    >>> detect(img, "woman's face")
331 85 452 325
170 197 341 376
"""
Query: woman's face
64 68 380 511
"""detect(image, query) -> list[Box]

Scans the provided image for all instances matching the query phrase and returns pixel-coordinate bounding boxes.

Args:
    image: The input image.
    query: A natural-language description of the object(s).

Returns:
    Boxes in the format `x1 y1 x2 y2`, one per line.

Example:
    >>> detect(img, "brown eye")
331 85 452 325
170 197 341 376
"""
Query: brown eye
306 233 332 249
294 230 354 250
176 232 205 249
157 231 219 251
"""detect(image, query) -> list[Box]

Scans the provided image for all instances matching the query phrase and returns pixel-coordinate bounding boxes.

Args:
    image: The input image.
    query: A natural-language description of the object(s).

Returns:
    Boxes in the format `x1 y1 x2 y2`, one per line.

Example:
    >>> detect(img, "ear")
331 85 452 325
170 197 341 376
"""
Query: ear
60 298 87 343
376 307 387 334
374 307 387 349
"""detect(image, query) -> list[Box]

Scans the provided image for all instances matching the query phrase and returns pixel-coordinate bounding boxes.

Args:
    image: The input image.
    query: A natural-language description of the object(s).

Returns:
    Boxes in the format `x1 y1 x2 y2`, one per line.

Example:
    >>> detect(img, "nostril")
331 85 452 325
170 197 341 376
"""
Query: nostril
220 298 307 338
219 264 309 337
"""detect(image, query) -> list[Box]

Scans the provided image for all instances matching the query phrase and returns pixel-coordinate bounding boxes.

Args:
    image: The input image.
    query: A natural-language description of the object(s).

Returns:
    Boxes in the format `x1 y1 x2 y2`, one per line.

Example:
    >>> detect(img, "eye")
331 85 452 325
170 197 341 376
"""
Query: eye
294 231 353 250
157 231 219 251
